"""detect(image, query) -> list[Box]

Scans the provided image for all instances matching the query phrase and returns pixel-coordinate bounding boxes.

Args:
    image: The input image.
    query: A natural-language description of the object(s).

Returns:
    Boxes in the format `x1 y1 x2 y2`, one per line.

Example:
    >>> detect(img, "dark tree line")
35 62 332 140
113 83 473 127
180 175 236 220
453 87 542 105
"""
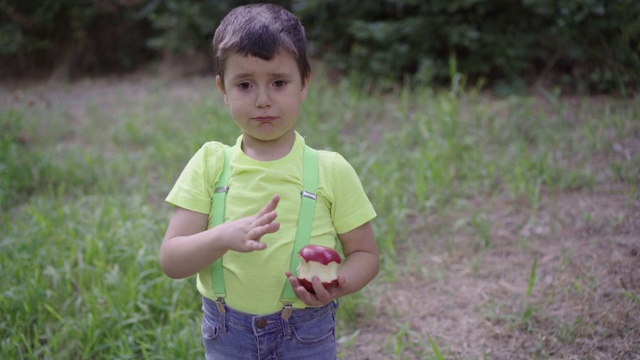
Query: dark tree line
1 0 638 93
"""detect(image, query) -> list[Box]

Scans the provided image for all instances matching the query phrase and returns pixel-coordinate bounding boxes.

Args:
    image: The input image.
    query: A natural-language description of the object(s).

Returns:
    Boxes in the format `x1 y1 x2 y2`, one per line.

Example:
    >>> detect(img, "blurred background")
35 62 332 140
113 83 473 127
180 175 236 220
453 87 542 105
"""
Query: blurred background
2 1 639 359
1 0 639 95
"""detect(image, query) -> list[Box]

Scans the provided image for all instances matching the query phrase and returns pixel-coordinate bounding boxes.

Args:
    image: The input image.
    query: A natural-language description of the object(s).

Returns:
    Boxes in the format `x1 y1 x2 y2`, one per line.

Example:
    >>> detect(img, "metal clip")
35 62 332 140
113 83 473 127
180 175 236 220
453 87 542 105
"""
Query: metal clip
281 302 293 320
214 186 229 193
301 190 317 201
215 297 226 314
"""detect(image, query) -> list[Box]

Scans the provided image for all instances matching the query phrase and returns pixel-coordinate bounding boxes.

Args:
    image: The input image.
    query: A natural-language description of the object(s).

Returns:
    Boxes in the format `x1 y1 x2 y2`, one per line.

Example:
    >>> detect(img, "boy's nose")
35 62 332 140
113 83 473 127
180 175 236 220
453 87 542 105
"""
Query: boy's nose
255 88 272 108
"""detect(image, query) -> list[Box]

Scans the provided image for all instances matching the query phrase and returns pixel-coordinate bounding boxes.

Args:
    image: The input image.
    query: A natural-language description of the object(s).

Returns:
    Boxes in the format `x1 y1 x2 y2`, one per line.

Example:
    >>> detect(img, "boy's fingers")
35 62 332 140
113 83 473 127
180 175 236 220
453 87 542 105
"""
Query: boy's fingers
255 195 280 217
311 276 332 302
285 271 297 285
253 210 278 227
286 273 312 300
248 221 280 240
284 273 331 306
246 240 267 251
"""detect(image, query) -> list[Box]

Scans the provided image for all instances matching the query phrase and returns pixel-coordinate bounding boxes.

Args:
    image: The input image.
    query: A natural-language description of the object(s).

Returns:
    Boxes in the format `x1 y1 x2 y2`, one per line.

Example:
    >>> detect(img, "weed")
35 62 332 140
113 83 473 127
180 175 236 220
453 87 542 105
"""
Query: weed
522 257 539 331
388 320 430 359
470 213 492 249
427 334 446 360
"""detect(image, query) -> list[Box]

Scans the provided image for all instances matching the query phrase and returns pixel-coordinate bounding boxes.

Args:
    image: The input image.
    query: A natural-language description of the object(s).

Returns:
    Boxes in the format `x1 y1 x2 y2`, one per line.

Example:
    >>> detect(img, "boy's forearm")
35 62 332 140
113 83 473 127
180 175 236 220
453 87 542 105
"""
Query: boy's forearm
161 198 279 279
160 228 227 279
337 250 380 296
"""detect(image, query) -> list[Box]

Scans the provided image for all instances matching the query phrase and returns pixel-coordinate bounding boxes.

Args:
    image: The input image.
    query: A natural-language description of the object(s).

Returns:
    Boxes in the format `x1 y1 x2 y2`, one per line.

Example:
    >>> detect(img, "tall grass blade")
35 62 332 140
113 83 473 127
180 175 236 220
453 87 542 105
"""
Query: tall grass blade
527 257 538 297
428 335 446 360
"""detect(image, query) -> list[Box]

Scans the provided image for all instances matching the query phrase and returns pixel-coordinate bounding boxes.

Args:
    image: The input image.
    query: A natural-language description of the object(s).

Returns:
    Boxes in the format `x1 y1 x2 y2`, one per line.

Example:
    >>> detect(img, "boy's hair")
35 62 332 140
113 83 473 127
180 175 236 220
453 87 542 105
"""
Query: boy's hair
213 3 311 87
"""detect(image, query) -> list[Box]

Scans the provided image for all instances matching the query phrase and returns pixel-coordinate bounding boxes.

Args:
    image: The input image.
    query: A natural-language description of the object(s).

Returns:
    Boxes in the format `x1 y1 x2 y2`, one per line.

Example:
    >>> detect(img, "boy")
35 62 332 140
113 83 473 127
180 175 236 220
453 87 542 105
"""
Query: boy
160 3 379 359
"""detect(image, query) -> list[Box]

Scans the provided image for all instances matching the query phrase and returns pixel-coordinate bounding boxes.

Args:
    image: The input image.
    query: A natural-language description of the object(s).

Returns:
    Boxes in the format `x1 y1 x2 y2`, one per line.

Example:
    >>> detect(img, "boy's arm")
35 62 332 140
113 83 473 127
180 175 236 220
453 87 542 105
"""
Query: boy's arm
160 195 281 279
286 221 380 306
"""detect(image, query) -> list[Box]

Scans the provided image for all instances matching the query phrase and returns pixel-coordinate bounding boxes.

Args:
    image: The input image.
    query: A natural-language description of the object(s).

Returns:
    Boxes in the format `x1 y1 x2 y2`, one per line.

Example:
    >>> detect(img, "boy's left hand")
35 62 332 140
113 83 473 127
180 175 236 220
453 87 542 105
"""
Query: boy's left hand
285 271 346 306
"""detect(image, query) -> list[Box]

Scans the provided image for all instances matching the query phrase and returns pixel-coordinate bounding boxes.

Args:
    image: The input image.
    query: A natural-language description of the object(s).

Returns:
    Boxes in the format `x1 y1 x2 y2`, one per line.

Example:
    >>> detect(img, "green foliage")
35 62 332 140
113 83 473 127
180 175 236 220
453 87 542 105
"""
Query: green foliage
141 0 228 56
0 0 153 77
294 0 640 93
141 0 292 56
2 0 638 92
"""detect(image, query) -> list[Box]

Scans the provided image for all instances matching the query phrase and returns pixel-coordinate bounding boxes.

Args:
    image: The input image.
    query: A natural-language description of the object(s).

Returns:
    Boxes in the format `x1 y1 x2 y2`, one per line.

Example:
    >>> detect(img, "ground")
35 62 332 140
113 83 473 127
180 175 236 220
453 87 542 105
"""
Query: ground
342 186 639 359
2 75 638 359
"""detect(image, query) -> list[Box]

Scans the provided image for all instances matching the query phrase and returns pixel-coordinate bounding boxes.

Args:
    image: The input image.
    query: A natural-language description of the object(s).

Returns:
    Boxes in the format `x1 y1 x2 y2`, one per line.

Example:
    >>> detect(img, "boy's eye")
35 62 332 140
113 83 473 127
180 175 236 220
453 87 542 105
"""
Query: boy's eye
238 82 251 90
273 80 287 88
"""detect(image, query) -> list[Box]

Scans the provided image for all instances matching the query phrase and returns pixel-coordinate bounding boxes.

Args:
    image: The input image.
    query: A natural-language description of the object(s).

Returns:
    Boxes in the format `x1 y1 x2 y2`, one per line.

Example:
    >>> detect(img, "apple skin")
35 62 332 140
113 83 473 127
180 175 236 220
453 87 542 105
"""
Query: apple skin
298 245 342 265
297 277 339 293
296 245 342 293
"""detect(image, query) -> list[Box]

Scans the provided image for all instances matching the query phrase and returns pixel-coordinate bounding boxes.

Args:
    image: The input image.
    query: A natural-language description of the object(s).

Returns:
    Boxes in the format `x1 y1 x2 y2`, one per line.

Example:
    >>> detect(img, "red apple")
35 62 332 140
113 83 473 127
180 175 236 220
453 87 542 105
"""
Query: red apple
296 245 342 293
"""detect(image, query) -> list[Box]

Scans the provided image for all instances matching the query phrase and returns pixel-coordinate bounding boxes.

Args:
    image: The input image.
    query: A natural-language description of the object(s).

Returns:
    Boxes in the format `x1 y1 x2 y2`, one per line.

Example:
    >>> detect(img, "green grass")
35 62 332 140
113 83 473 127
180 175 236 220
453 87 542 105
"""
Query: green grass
1 73 638 358
522 257 539 331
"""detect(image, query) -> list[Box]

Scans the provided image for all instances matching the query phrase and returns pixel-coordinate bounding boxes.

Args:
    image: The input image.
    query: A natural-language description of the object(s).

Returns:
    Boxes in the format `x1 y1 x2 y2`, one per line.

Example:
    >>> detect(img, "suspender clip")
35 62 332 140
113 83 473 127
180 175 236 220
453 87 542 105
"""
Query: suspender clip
301 190 317 201
281 302 293 320
215 297 226 314
214 186 229 193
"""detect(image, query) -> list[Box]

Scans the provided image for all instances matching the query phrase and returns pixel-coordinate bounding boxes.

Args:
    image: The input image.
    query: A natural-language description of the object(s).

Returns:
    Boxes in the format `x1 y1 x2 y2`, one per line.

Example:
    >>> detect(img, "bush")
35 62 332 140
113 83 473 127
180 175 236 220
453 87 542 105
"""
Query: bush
1 0 638 93
140 0 290 71
0 0 154 79
294 0 640 93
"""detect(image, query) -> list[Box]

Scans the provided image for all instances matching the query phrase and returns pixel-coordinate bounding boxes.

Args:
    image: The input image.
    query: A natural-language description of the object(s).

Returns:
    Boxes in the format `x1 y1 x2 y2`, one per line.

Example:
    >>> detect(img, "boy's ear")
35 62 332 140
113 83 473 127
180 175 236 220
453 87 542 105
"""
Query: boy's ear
216 75 229 106
301 74 311 99
215 75 225 92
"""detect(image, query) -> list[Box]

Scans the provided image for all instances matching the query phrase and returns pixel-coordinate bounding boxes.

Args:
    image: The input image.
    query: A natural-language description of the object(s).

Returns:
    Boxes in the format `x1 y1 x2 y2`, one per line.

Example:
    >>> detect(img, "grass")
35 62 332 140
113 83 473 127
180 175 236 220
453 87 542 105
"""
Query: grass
1 72 638 359
522 257 539 331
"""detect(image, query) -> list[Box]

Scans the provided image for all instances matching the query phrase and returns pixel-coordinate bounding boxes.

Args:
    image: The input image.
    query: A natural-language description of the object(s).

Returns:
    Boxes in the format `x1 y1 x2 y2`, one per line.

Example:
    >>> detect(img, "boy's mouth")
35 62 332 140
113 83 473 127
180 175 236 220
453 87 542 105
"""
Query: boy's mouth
253 116 277 122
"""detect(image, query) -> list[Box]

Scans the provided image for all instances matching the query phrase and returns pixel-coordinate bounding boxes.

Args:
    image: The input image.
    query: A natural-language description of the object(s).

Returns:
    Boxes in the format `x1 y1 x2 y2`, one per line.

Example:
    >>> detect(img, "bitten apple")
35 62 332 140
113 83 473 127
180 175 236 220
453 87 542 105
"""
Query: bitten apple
296 245 342 293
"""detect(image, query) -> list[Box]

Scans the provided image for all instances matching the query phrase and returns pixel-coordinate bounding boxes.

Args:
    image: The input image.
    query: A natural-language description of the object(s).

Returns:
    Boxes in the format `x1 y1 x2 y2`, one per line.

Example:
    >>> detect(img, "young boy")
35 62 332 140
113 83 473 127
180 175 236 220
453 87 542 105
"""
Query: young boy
160 4 379 359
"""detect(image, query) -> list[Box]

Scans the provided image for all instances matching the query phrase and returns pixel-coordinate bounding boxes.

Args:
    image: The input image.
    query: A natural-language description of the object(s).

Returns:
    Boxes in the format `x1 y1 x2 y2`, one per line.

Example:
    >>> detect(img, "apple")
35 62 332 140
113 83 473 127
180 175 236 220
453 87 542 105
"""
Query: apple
296 245 342 293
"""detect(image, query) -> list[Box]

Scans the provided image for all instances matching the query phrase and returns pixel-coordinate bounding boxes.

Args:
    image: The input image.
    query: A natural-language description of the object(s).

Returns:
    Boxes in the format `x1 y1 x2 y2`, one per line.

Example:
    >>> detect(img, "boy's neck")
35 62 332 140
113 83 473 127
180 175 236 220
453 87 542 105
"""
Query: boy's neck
240 130 296 161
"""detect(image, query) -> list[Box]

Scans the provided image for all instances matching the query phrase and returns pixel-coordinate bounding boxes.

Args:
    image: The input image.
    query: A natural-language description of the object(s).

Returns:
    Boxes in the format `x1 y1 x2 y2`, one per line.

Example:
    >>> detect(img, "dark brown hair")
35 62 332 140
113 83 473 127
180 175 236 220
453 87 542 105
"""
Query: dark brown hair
212 4 311 88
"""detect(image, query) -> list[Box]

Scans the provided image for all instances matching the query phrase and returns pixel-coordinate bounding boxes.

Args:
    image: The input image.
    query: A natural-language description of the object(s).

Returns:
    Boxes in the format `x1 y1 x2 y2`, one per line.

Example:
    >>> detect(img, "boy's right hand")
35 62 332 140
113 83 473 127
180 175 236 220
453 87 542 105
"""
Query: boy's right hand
215 194 280 252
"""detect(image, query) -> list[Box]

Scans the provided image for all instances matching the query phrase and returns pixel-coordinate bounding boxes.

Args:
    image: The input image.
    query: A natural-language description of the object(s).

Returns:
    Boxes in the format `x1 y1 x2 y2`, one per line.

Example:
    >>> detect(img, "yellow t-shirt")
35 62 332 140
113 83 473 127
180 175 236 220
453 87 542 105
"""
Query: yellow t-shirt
166 132 376 314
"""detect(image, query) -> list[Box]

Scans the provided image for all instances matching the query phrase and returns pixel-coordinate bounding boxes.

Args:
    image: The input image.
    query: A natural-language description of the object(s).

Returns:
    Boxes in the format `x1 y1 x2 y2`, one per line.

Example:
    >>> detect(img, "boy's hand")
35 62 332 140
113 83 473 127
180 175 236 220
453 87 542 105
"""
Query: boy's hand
216 195 280 252
285 271 347 306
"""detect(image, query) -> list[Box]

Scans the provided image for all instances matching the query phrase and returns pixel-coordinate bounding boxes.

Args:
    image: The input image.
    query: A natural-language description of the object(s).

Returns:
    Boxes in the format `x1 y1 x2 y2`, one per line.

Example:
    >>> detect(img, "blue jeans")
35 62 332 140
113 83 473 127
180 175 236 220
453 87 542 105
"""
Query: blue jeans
201 297 338 359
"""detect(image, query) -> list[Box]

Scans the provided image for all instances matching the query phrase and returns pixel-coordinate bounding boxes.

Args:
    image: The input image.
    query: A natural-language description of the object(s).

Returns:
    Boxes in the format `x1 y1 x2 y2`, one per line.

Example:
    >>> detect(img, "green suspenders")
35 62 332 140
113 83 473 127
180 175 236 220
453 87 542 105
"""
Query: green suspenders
209 145 319 319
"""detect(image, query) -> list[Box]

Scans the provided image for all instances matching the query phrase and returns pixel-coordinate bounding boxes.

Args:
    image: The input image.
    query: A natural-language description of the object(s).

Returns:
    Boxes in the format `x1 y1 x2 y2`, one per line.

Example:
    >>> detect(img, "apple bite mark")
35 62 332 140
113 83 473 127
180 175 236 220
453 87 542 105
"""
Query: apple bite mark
296 245 342 293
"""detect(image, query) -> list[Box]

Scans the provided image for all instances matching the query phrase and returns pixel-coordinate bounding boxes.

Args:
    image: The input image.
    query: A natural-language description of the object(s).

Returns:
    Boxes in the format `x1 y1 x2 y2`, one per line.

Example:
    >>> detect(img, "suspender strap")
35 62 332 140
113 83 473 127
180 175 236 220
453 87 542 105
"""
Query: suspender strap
209 145 320 305
210 147 232 299
281 146 319 303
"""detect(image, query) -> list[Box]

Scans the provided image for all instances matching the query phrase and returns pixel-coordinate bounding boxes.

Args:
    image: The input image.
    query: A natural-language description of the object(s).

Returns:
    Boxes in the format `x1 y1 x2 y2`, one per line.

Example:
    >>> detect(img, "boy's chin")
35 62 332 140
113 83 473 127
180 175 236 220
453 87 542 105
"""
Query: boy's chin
242 128 296 143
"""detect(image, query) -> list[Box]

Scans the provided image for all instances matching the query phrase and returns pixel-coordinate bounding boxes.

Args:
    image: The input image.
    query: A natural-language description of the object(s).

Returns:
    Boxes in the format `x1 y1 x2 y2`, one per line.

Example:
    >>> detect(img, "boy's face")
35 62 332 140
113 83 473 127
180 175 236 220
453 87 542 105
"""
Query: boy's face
217 51 309 148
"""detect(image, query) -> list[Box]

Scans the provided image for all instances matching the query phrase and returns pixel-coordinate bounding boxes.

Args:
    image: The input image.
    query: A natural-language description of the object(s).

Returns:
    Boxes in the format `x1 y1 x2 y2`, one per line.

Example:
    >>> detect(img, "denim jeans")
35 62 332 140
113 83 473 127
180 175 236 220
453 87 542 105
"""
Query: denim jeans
201 297 338 360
